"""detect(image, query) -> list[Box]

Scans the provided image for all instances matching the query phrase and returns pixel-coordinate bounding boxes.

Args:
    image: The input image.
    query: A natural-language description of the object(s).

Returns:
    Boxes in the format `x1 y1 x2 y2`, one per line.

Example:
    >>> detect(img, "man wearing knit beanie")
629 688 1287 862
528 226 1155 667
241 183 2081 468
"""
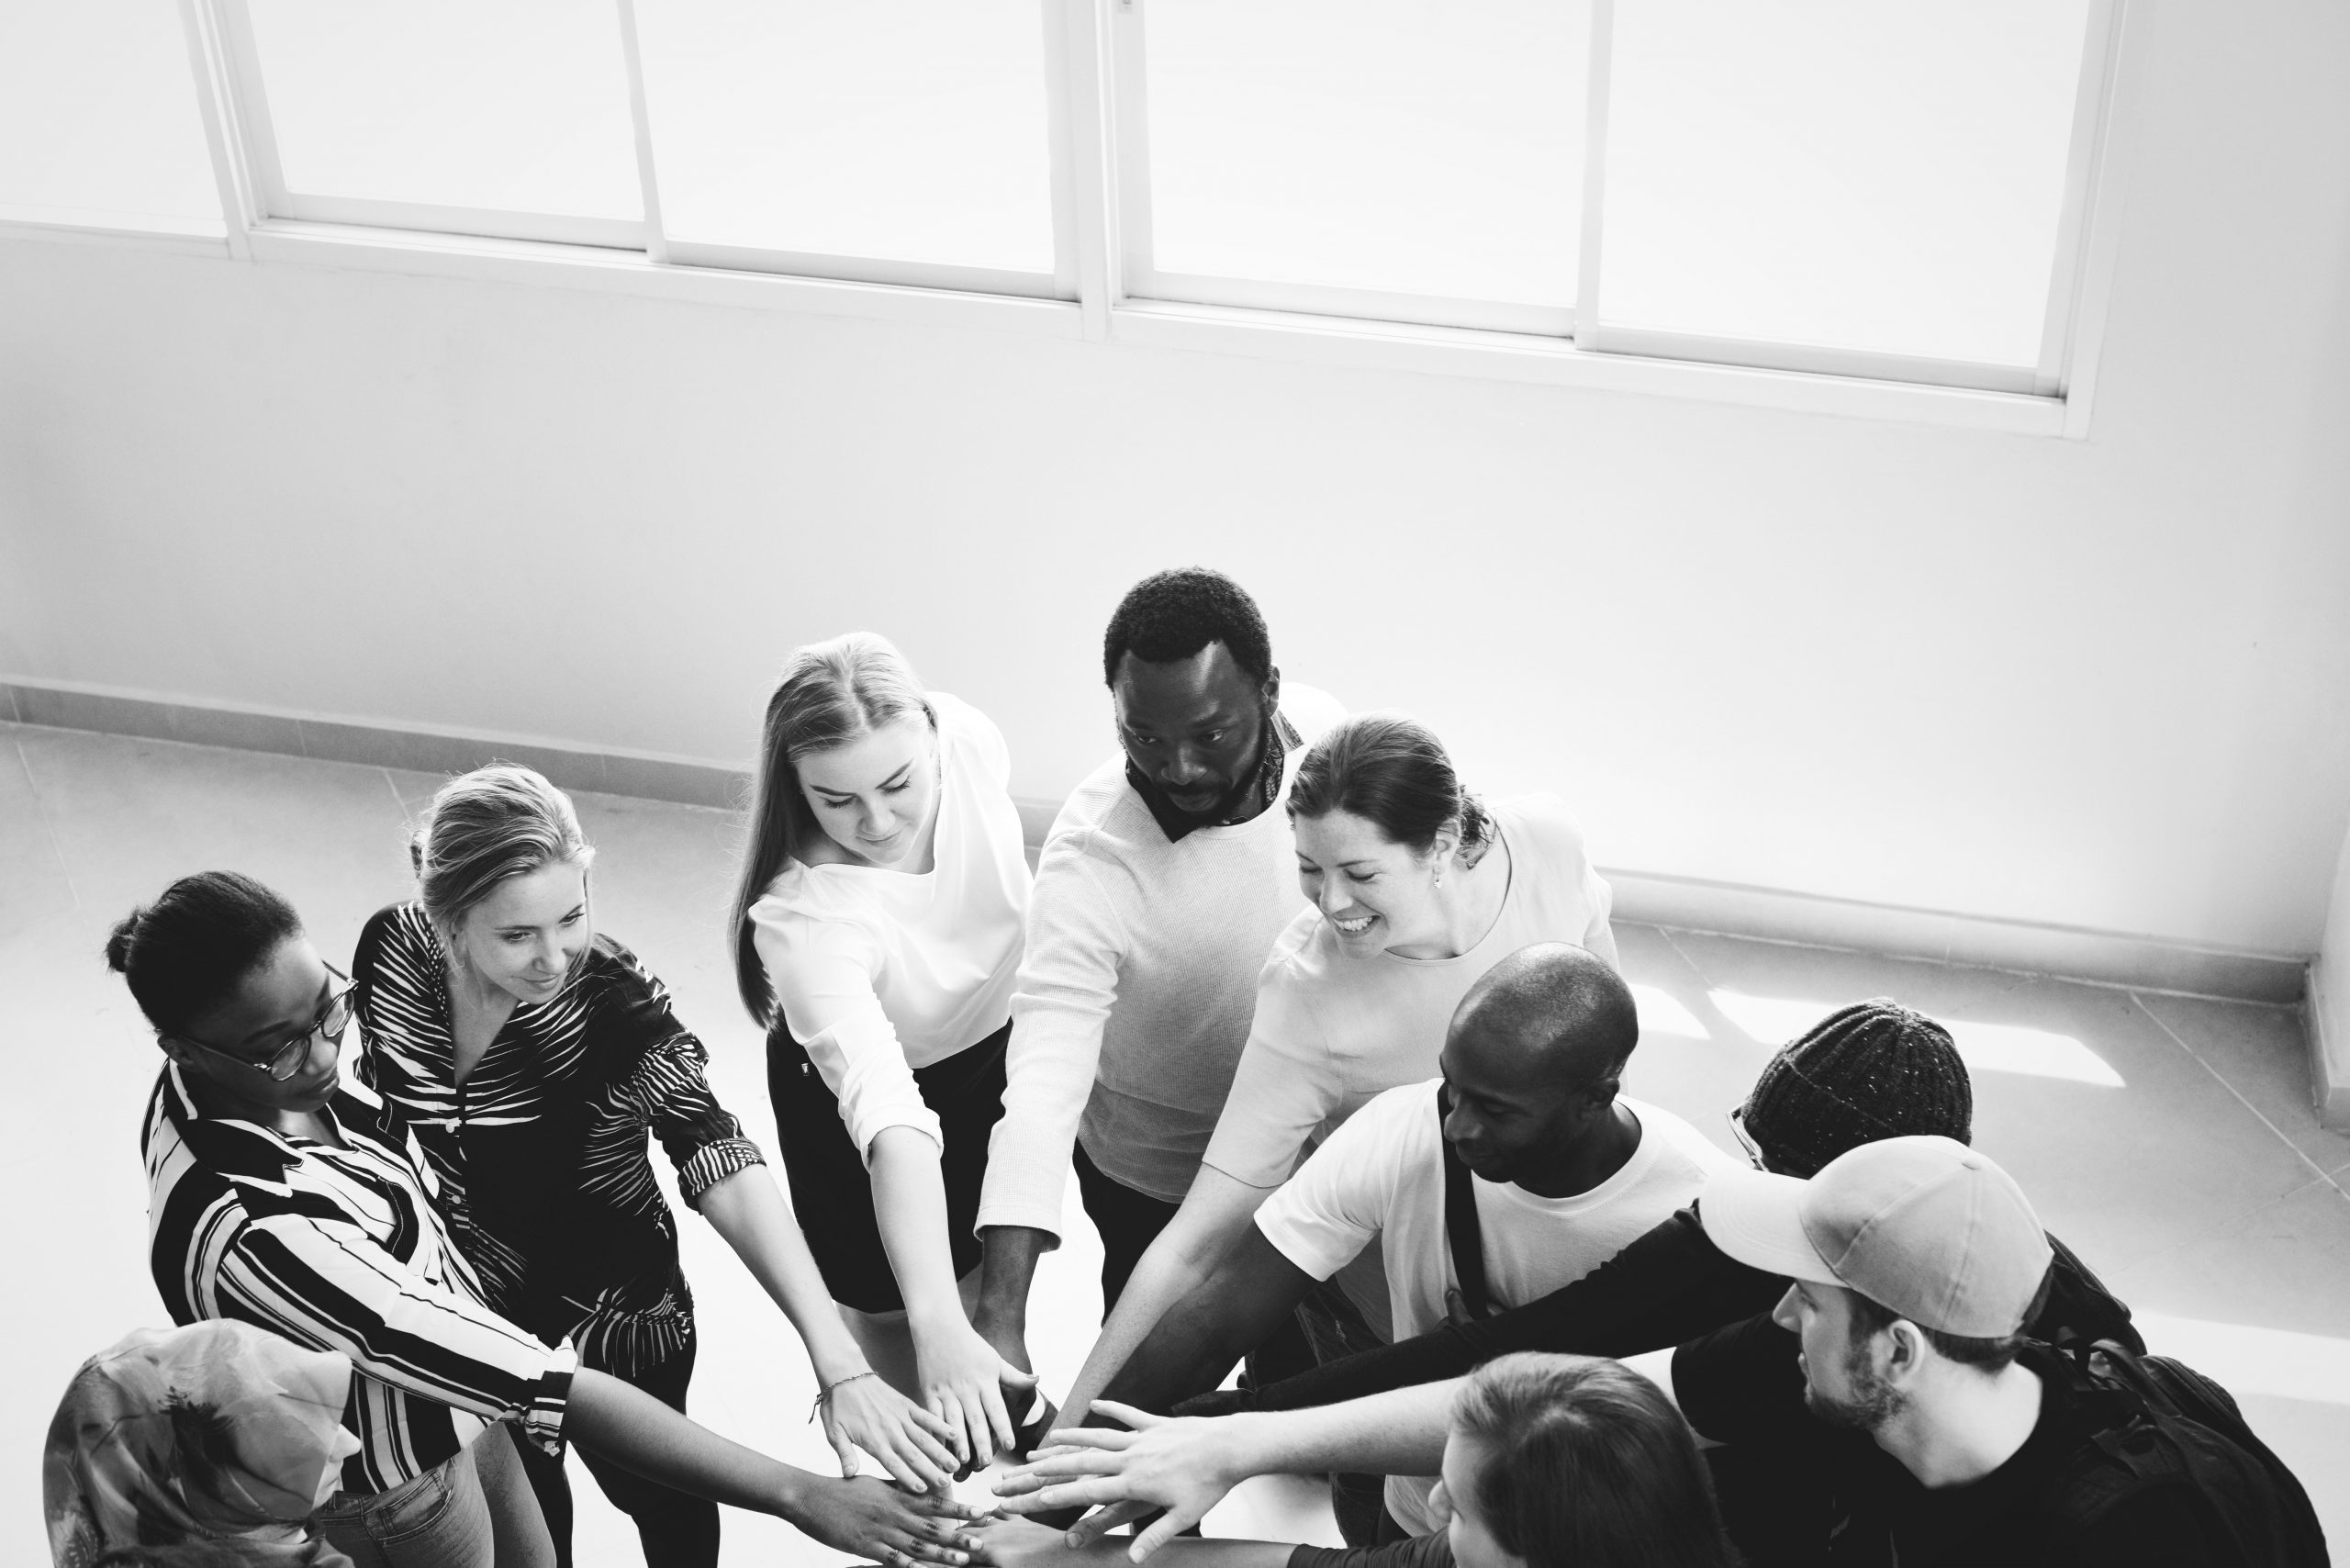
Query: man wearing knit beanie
1736 1000 1971 1178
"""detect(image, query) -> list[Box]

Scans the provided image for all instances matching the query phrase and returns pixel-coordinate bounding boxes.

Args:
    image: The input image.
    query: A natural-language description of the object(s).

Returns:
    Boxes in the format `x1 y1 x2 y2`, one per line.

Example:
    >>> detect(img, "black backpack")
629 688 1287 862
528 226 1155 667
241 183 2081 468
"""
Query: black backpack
2046 1338 2329 1564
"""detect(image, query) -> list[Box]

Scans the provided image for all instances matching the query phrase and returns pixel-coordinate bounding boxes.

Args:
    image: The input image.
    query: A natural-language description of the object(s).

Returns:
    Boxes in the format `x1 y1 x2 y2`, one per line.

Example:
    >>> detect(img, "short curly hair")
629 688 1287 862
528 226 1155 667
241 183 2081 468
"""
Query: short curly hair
1102 567 1273 687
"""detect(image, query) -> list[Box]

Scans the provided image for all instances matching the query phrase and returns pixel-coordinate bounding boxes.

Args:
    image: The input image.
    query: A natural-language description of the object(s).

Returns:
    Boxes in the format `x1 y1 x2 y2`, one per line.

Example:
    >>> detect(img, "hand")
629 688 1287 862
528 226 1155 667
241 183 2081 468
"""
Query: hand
916 1316 1041 1473
790 1474 988 1568
822 1371 963 1493
994 1401 1242 1561
967 1513 1123 1568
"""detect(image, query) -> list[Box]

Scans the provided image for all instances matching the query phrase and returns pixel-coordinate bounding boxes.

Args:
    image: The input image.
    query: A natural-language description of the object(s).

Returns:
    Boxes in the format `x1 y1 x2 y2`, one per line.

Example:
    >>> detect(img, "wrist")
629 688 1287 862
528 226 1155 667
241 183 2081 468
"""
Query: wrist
770 1464 816 1522
908 1302 976 1344
1223 1412 1280 1484
808 1340 873 1388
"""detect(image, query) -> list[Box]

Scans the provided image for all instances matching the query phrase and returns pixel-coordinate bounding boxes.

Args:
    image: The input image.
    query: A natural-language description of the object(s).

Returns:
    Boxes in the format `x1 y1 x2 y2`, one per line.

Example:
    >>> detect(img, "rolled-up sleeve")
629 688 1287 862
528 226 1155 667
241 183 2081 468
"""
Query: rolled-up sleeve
215 1215 576 1456
624 1035 767 1210
979 837 1130 1238
755 902 942 1160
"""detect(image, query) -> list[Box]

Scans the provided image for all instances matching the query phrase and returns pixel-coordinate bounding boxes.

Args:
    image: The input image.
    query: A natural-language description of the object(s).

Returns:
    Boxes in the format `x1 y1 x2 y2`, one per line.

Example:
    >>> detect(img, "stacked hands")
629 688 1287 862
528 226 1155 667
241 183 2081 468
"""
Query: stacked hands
817 1399 1238 1568
987 1403 1241 1562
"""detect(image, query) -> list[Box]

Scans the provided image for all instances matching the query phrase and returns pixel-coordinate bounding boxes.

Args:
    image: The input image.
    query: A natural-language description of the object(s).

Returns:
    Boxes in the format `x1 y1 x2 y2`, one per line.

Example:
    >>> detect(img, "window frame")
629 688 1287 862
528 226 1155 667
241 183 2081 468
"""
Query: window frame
0 0 2147 438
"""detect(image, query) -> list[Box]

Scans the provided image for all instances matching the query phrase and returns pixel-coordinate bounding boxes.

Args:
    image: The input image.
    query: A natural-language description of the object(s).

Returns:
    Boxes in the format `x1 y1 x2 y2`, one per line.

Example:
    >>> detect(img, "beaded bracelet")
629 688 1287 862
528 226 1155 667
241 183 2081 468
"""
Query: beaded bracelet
809 1369 880 1425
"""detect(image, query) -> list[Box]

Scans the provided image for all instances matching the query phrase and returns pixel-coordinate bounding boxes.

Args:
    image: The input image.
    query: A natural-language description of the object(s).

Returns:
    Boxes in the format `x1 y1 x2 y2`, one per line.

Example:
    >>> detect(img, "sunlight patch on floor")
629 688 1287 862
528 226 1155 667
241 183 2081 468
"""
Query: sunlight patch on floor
1631 983 1710 1041
1707 991 2123 1087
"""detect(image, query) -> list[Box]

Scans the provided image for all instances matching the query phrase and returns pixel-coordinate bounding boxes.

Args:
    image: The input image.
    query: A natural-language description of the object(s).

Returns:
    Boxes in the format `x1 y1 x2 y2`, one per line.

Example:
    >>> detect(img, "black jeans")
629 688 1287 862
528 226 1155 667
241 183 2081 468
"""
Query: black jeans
519 1337 717 1568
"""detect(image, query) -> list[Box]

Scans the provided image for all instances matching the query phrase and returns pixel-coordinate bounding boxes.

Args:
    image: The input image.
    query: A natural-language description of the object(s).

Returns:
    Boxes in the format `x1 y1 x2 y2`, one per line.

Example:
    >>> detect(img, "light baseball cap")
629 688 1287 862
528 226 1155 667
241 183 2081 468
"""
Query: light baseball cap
1700 1135 2053 1338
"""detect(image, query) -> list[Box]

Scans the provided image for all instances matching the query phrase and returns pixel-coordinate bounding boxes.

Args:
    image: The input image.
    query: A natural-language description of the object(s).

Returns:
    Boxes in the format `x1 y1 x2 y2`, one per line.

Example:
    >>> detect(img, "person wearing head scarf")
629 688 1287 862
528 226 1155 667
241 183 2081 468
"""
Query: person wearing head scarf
45 1320 360 1568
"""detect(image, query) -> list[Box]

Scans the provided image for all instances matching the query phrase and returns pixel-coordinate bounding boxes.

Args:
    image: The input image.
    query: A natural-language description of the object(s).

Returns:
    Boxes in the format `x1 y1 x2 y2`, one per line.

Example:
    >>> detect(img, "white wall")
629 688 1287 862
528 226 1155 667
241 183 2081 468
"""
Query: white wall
6 0 2350 958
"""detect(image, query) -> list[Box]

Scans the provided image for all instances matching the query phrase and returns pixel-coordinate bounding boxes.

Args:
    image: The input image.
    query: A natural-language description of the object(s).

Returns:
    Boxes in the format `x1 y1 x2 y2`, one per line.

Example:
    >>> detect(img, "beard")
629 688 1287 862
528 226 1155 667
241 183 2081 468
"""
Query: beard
1804 1340 1907 1432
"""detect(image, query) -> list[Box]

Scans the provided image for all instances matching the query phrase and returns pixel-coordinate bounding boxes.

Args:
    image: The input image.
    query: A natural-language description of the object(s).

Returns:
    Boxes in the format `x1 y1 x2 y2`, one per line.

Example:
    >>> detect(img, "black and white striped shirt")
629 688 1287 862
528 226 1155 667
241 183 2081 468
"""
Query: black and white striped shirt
353 905 766 1376
141 1064 576 1496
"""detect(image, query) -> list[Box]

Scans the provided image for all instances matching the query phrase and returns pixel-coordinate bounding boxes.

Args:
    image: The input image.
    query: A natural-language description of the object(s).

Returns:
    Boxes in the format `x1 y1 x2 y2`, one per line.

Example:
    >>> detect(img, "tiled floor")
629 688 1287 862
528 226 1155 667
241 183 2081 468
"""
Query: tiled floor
7 721 2347 1561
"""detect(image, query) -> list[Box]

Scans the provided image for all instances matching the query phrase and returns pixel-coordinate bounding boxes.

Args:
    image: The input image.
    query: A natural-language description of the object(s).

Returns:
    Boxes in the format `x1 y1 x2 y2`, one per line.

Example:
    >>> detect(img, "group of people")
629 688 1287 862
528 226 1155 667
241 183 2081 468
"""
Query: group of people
44 567 2326 1567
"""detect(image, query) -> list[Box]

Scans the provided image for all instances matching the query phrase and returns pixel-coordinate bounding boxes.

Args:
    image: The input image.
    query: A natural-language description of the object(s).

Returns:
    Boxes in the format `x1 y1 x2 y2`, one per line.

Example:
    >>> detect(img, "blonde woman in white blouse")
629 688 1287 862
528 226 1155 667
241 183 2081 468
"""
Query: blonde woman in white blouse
730 633 1038 1473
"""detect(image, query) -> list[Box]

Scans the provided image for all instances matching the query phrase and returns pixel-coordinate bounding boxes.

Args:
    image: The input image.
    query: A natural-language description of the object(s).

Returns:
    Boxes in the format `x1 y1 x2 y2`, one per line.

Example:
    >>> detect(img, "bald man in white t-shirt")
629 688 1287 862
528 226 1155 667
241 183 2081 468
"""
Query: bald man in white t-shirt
1085 943 1733 1535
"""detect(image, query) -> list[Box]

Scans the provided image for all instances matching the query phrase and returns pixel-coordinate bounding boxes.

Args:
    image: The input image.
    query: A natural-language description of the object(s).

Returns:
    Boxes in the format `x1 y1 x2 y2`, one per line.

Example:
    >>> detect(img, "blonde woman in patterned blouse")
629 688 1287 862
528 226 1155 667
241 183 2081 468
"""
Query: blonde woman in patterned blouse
354 767 957 1568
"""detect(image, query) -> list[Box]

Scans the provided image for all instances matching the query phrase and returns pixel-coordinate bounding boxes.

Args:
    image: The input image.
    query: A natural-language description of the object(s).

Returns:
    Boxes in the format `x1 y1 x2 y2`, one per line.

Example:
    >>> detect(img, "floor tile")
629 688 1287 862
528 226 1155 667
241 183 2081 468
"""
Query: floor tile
2110 1177 2350 1339
2132 990 2350 1177
0 729 79 938
1653 931 2325 1274
1613 923 1775 1166
13 727 417 960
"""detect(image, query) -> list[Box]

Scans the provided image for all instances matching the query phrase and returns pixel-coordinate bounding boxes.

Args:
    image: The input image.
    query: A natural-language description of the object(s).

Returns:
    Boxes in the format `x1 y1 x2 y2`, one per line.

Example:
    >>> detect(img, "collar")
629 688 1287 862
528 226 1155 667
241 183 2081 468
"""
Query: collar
157 1060 389 1178
1127 707 1304 844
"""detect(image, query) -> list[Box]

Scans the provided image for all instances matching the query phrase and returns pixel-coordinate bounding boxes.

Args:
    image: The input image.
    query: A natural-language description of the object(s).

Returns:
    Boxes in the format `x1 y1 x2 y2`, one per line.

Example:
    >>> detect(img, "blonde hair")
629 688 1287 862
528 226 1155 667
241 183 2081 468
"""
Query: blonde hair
731 633 935 1024
412 765 596 964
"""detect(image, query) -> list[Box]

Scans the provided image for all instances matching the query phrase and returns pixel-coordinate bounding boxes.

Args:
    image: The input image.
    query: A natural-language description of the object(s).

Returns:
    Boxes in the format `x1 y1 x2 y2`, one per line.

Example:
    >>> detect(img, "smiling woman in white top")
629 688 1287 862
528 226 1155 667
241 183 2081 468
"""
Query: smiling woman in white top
1054 712 1617 1534
730 633 1037 1473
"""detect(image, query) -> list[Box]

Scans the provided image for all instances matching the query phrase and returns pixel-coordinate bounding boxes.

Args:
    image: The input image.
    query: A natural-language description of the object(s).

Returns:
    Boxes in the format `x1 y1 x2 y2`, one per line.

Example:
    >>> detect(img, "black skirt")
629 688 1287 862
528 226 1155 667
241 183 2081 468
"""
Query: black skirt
767 1019 1010 1315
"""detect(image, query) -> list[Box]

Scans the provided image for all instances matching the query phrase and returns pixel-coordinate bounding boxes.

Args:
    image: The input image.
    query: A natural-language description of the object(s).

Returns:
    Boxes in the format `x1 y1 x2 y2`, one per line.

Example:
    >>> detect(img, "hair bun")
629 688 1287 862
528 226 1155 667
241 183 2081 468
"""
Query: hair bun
105 908 145 972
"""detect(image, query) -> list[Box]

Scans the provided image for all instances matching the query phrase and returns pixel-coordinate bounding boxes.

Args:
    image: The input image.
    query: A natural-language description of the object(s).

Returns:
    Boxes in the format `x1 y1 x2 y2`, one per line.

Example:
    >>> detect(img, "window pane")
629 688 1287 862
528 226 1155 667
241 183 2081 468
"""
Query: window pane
638 1 1055 273
0 0 220 228
1601 1 2092 365
246 0 640 219
1143 0 1587 306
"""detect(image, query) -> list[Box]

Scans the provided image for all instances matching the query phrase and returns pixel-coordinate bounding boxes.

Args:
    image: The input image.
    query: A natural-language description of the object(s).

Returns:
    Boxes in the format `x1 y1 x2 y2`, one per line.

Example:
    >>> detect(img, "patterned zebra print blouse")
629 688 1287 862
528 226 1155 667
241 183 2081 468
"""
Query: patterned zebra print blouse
352 903 766 1376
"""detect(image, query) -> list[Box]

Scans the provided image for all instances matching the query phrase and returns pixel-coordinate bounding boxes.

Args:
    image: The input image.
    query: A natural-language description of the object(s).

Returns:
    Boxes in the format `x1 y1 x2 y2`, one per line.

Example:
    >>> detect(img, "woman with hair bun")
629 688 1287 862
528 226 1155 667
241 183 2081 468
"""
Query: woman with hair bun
1058 712 1616 1539
113 870 984 1568
731 633 1035 1475
353 766 958 1568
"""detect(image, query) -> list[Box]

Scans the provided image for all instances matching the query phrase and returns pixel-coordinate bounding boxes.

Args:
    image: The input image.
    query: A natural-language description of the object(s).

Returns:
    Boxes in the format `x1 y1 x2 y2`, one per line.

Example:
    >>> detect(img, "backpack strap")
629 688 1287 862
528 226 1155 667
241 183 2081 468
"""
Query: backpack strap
1436 1084 1491 1322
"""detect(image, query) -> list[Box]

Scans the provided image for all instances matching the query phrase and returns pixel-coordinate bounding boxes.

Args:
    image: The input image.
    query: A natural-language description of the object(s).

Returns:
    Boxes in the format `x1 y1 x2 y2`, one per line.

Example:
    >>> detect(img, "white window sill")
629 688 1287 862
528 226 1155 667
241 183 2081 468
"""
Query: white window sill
1 213 2077 436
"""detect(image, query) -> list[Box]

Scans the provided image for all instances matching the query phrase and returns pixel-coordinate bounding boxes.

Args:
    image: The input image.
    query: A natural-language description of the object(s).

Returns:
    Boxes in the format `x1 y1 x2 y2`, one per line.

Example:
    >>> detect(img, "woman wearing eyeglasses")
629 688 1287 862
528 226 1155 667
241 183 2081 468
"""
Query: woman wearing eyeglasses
350 766 961 1568
114 868 986 1568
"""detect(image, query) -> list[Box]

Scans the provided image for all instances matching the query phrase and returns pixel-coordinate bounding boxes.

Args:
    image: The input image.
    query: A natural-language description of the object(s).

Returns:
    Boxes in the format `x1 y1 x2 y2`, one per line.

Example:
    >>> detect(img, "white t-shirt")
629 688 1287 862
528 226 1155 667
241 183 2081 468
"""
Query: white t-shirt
1200 793 1618 1192
750 692 1032 1159
1254 1082 1733 1534
978 687 1347 1231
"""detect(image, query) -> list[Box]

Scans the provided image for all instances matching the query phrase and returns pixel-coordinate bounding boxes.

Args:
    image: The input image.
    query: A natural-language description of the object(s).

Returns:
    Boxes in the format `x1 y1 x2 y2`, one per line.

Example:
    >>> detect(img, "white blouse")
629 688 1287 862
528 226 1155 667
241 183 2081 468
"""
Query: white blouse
750 692 1032 1159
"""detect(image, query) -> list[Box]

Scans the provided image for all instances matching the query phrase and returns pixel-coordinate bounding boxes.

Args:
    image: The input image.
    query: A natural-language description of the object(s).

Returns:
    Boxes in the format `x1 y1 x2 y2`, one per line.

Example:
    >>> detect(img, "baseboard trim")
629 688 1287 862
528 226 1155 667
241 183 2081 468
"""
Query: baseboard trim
4 674 2313 1009
2306 957 2350 1130
1 676 747 811
1604 868 2310 1007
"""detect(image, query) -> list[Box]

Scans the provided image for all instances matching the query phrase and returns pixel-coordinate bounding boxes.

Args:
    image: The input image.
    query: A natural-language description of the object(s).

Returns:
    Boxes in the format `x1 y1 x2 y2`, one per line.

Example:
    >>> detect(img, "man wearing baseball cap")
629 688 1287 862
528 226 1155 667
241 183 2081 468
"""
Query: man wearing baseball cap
1679 1136 2277 1563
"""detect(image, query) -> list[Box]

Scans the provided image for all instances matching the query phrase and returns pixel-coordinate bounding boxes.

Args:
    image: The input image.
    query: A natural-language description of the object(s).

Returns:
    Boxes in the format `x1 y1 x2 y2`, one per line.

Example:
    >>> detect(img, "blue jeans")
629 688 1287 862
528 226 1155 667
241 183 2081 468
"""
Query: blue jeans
316 1429 549 1568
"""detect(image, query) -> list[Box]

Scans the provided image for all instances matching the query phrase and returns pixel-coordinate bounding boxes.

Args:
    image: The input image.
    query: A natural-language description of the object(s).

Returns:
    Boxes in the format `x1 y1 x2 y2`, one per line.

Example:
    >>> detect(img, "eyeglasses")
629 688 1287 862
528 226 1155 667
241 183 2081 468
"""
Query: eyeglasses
173 964 355 1082
1725 1105 1769 1172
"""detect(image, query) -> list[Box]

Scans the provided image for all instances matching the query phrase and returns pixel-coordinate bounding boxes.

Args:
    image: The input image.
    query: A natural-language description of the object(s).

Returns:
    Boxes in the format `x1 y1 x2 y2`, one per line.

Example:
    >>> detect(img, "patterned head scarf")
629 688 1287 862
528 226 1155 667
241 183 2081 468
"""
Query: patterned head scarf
44 1321 360 1568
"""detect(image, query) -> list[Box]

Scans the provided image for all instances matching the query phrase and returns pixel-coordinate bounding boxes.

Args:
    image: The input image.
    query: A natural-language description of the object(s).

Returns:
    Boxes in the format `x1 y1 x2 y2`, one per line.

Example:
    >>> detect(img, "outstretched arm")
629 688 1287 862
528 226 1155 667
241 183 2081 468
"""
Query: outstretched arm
698 1165 961 1489
1056 1167 1279 1432
565 1367 985 1566
872 1126 1039 1472
1187 1206 1781 1417
996 1383 1458 1560
1100 1226 1316 1416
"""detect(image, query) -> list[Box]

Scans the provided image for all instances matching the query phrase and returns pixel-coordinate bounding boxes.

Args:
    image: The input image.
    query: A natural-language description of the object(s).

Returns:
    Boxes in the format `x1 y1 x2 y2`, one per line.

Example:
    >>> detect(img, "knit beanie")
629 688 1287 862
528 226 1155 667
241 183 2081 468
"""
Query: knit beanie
1739 999 1972 1178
